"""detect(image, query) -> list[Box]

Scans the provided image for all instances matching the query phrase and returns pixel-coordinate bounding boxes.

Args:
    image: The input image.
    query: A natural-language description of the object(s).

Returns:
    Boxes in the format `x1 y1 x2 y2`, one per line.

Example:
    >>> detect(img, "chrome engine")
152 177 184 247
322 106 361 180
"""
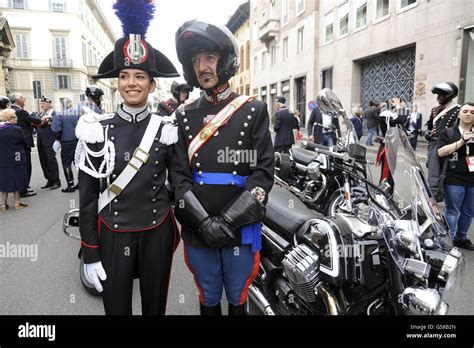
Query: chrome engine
282 244 320 302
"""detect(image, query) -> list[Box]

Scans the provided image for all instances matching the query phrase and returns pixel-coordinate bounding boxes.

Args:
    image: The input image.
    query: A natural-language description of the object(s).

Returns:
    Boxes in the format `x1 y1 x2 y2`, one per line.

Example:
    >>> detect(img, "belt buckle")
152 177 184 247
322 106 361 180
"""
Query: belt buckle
109 183 123 195
133 147 149 164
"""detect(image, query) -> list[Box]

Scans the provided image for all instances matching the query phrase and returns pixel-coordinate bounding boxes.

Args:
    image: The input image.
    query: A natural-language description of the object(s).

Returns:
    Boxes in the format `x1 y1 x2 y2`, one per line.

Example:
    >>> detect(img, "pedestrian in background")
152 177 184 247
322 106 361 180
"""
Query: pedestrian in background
10 93 41 197
36 96 61 190
273 96 299 153
364 101 379 146
52 97 80 192
307 104 339 146
405 102 422 150
437 102 474 250
350 103 363 140
0 109 29 211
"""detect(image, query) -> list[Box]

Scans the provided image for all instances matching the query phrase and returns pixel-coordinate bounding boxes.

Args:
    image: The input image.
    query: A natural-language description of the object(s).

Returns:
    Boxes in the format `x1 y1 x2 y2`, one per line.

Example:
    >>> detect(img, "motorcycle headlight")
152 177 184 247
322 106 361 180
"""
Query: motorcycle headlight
402 287 448 315
439 247 464 301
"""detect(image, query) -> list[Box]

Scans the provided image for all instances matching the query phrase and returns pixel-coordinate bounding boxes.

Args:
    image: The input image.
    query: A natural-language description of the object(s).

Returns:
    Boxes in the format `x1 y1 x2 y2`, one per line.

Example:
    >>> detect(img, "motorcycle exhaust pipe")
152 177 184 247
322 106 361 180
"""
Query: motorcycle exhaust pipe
316 283 341 315
248 284 275 315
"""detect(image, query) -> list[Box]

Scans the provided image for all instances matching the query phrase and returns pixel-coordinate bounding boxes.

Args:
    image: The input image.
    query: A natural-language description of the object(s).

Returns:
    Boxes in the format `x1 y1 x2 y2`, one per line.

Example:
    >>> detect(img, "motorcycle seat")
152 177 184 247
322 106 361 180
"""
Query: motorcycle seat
263 185 319 240
291 147 319 166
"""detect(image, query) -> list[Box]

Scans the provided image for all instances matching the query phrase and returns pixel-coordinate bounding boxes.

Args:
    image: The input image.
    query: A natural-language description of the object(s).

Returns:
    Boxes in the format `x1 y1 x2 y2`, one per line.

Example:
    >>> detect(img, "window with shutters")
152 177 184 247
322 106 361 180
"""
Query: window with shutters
14 33 29 59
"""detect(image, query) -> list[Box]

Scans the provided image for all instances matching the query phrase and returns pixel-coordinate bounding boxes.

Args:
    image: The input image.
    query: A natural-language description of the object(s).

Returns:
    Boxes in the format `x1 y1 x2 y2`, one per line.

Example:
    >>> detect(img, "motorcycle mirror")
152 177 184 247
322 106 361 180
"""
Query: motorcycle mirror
316 88 345 116
63 209 81 241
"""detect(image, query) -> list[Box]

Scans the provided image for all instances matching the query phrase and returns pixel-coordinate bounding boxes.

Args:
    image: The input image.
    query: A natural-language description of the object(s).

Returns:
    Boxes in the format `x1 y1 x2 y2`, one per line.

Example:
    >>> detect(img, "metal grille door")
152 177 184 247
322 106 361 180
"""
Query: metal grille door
360 47 415 108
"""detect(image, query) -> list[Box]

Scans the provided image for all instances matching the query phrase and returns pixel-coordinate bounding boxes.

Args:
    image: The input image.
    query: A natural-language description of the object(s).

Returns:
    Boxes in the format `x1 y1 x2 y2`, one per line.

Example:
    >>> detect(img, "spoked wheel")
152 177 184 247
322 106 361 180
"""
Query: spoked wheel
326 187 366 217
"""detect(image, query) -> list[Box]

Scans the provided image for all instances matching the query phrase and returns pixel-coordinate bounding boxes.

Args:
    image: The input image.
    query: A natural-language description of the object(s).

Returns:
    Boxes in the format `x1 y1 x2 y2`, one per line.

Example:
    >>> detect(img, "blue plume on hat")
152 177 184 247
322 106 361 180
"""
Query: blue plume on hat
113 0 155 39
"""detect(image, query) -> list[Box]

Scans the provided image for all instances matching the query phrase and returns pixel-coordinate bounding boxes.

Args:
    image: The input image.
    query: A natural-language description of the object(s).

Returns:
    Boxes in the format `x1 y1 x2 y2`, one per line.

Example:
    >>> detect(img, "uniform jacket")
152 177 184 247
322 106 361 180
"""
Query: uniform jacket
273 106 299 147
175 93 275 247
11 104 41 148
427 103 461 138
36 110 58 147
0 123 27 167
157 98 179 116
52 108 80 144
78 106 192 263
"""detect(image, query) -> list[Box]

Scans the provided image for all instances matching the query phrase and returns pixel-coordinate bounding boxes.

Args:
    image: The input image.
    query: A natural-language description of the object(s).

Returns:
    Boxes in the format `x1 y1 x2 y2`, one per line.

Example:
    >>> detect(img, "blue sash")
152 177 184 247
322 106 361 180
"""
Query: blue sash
192 171 262 252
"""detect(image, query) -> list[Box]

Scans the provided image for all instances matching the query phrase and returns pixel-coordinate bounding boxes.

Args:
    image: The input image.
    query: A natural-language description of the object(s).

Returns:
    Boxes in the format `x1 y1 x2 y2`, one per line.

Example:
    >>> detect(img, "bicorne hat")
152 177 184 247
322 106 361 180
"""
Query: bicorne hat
93 0 179 80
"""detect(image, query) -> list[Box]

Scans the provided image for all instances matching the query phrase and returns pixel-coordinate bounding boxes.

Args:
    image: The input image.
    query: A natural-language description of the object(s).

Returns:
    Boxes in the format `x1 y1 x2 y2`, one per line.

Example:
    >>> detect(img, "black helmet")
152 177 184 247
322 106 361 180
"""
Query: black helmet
431 82 458 105
171 80 192 100
85 85 104 100
175 19 239 89
0 95 10 110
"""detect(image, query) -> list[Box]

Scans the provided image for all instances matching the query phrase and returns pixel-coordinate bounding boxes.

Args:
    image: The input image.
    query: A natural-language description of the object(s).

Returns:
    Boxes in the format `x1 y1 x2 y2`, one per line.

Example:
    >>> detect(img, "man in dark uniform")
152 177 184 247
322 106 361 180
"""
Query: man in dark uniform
273 96 299 154
425 82 461 201
173 20 274 315
0 95 10 110
157 80 193 116
36 96 61 190
10 93 41 197
76 0 190 315
52 98 80 192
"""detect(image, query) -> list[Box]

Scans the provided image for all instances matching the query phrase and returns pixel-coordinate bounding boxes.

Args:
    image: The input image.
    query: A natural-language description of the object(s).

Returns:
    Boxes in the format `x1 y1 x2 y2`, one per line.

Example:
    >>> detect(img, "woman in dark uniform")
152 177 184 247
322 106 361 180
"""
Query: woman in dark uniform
75 0 192 315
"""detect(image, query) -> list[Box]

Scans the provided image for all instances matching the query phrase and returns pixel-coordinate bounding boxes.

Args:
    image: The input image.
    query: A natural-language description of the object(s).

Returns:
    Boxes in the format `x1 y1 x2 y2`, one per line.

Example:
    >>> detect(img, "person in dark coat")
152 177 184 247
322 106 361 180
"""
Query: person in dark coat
10 93 41 197
174 19 274 315
350 104 363 140
364 101 379 145
0 109 29 210
52 98 80 192
307 104 340 146
76 0 190 315
157 80 193 116
36 96 61 190
273 96 299 153
404 103 422 150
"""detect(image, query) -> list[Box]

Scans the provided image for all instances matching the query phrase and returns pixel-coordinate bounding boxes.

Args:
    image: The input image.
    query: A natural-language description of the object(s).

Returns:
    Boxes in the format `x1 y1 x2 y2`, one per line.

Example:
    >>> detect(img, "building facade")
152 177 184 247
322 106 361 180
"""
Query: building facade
227 1 251 97
319 0 474 117
0 13 15 95
250 0 320 126
1 0 117 112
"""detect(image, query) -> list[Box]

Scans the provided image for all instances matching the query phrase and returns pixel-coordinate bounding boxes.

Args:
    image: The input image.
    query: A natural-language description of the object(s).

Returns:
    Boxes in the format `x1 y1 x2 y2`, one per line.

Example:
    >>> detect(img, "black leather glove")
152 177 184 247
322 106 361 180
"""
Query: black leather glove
198 216 236 248
424 130 432 141
174 190 209 231
221 190 266 229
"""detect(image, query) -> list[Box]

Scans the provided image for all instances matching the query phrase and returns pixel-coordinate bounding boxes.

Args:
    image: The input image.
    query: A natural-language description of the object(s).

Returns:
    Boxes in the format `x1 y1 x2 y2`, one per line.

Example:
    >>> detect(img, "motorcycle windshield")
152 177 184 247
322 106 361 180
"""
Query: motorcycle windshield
384 126 448 235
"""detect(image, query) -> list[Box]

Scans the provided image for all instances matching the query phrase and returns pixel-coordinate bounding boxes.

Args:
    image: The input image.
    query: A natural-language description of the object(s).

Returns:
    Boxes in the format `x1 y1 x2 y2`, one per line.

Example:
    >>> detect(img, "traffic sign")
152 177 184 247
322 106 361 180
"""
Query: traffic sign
308 100 317 111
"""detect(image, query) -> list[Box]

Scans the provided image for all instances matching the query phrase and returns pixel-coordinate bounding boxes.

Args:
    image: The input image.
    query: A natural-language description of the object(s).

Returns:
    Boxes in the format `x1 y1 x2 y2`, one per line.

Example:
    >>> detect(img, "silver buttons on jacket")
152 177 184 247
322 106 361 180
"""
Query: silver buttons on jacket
238 141 243 146
114 212 118 216
240 132 245 137
113 224 118 229
251 107 256 112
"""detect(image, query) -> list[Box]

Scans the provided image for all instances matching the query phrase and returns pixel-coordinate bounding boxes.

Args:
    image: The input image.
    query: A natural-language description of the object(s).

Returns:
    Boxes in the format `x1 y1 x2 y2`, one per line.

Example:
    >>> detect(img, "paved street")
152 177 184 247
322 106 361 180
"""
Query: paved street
0 139 472 315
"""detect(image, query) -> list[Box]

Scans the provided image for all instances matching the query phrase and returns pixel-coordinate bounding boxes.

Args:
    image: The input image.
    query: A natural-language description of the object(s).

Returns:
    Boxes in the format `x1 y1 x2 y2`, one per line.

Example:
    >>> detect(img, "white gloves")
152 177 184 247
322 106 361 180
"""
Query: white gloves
52 140 61 153
84 261 107 292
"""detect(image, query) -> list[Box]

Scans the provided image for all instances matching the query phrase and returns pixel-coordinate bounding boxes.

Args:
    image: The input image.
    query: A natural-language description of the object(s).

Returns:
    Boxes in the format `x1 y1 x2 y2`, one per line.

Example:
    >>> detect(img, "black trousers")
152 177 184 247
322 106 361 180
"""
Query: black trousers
61 141 77 167
100 213 179 315
38 144 60 184
25 147 32 187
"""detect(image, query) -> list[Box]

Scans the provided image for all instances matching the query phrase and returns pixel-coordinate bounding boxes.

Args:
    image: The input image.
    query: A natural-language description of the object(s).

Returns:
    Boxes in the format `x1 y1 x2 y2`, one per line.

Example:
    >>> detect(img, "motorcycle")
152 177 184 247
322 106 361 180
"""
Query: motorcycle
63 209 102 296
275 102 368 217
248 89 464 315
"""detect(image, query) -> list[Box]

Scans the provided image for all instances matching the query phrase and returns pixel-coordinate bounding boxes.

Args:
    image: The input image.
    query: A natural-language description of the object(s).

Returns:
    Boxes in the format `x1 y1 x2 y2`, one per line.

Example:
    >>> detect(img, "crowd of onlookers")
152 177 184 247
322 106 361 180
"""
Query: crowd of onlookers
0 87 104 212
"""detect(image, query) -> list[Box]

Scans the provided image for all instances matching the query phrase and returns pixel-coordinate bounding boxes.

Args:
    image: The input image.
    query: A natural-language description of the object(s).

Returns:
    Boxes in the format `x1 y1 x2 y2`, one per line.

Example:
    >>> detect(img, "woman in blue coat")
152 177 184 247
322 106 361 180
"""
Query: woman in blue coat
0 109 29 210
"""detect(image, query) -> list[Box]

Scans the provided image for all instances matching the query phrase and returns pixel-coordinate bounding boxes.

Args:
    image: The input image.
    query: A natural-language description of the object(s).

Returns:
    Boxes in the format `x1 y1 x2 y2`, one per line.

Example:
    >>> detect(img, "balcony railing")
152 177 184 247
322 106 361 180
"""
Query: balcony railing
50 58 73 68
259 19 280 44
